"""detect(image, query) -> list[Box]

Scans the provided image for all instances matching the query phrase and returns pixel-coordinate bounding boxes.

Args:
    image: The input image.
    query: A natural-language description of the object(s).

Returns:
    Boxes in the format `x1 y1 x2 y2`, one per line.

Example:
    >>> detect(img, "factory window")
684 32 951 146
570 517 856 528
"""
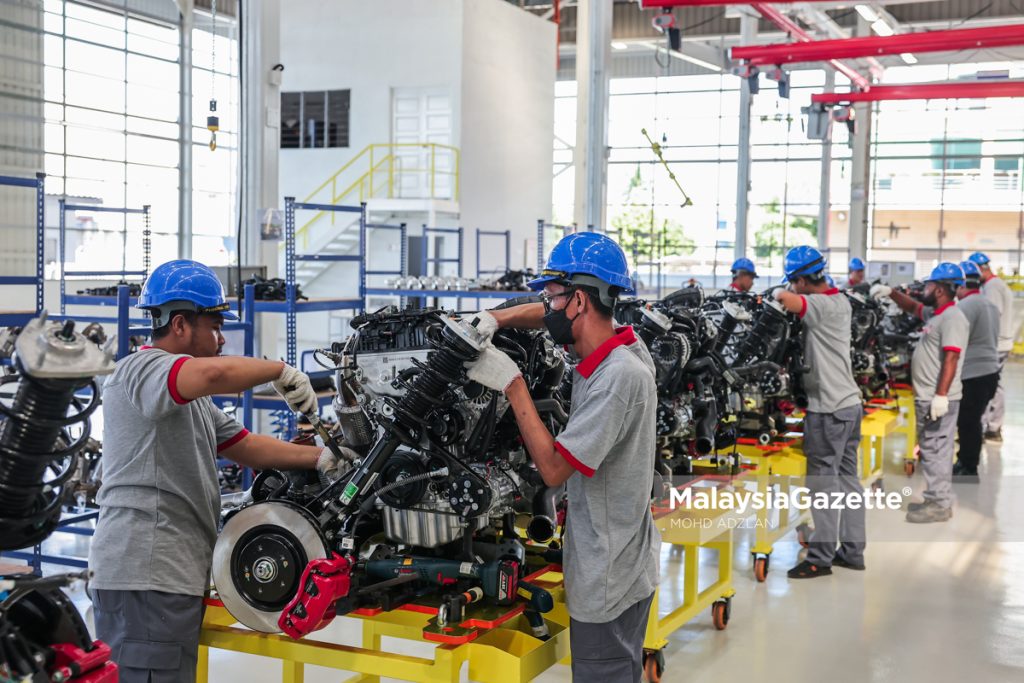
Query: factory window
930 138 982 170
280 90 350 149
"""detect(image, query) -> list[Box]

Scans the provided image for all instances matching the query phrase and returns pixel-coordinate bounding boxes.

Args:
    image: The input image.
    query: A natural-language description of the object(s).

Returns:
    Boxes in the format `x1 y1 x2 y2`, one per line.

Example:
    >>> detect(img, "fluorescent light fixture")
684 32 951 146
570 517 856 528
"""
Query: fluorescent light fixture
871 19 895 37
612 41 628 50
854 4 880 23
642 41 722 72
900 53 918 64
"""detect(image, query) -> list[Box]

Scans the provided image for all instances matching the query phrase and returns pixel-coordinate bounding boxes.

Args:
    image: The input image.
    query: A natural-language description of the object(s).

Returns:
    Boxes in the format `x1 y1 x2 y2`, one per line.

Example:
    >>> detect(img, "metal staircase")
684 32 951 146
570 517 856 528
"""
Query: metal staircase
288 143 461 288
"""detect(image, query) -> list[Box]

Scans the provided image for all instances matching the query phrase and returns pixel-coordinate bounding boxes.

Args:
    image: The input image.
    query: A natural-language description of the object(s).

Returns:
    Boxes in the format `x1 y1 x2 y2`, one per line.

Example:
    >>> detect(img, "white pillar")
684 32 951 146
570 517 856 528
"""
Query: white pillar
178 4 193 259
734 8 757 260
573 0 613 231
847 18 873 261
818 70 835 254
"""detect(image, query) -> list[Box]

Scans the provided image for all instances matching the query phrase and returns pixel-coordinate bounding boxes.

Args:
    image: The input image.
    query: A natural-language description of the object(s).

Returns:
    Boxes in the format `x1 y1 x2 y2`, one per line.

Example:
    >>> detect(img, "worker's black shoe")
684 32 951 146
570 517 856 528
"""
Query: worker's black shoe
952 462 979 479
832 555 866 571
906 501 952 523
787 560 832 579
984 429 1002 442
907 500 930 512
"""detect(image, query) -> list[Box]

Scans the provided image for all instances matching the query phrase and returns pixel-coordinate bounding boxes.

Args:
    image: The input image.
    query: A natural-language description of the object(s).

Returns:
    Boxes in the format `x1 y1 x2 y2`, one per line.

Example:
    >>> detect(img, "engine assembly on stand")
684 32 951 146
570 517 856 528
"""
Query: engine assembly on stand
212 306 569 642
0 316 117 682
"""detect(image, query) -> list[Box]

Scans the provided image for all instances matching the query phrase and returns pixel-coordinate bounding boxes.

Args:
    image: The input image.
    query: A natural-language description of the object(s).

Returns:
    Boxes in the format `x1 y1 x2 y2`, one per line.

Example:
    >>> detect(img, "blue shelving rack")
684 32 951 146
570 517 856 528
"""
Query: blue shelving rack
536 219 575 271
364 226 525 308
362 221 408 306
58 199 151 316
476 229 511 280
0 173 45 327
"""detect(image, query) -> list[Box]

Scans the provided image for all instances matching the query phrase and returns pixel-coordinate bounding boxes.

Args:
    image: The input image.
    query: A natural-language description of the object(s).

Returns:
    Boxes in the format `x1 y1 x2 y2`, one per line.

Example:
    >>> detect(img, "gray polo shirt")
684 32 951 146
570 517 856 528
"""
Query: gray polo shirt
798 290 861 413
90 348 248 596
554 326 660 624
911 303 969 403
924 291 999 380
982 276 1015 353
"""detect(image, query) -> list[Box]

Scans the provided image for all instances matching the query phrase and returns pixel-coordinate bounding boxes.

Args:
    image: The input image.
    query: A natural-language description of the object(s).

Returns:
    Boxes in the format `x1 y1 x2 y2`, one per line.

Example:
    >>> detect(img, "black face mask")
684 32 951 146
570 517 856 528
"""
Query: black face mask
543 305 582 346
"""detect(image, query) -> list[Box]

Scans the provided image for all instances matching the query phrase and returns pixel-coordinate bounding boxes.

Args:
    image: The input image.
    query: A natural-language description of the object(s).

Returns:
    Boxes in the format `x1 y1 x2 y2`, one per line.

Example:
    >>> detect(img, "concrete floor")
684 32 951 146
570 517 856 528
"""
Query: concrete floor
27 365 1024 682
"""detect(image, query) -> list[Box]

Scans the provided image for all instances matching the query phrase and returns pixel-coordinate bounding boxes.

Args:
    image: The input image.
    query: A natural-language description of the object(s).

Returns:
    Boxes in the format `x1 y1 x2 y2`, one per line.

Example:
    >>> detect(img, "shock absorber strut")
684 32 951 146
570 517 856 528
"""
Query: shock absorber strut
331 315 482 514
0 316 115 551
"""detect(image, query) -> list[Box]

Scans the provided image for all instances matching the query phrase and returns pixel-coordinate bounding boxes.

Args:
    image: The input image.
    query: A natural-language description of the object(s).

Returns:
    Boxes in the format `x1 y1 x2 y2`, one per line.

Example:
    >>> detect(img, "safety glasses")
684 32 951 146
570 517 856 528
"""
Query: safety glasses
539 288 575 313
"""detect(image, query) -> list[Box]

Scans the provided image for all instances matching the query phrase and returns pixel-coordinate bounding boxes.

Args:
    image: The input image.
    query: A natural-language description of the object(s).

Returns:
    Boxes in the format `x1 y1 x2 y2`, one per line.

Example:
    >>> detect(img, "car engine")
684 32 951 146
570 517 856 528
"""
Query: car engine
846 290 892 399
212 306 567 641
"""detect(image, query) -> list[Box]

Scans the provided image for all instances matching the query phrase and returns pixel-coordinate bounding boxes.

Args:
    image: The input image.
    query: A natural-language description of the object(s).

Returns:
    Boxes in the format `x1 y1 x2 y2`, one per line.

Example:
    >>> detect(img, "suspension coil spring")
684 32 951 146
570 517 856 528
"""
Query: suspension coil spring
0 370 100 551
392 322 480 429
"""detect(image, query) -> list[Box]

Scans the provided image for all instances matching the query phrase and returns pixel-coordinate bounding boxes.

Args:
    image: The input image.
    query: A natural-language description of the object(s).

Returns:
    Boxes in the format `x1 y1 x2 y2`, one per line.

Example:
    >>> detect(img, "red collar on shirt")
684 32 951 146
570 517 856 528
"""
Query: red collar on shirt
823 287 841 296
960 290 980 299
933 301 956 316
139 345 154 350
576 326 637 379
729 282 743 291
982 273 996 283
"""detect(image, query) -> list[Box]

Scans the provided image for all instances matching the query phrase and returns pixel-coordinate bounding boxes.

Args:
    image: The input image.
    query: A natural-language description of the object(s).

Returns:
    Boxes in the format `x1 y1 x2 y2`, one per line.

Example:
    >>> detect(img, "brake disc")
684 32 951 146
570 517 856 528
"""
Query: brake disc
212 501 330 633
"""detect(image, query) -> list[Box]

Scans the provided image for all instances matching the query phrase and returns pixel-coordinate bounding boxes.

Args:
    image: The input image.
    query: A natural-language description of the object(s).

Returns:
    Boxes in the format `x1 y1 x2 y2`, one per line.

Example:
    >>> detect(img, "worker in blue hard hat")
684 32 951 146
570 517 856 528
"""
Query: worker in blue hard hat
873 263 969 522
466 232 659 681
89 259 341 682
729 257 758 293
773 245 865 578
967 252 1013 441
843 253 868 290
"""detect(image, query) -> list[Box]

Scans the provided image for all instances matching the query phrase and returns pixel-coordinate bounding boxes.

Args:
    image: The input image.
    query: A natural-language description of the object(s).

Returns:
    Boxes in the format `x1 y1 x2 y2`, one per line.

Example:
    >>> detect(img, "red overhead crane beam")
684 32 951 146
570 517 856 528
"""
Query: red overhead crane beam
750 3 871 91
640 0 835 6
733 24 1024 65
811 80 1024 104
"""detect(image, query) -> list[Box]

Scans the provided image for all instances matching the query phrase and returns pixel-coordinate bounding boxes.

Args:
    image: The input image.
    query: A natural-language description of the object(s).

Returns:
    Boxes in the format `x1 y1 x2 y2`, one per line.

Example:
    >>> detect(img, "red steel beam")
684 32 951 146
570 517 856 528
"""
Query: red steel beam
811 80 1024 104
750 3 871 91
640 0 835 6
733 24 1024 65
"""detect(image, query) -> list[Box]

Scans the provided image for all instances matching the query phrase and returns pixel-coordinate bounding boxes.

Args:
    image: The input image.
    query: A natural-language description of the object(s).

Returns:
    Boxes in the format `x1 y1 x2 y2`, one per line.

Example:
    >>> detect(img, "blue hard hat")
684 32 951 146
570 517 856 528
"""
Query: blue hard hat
960 260 981 279
826 274 836 287
782 245 827 282
731 257 758 277
924 262 965 287
849 257 866 272
528 231 635 295
139 259 238 321
967 251 990 266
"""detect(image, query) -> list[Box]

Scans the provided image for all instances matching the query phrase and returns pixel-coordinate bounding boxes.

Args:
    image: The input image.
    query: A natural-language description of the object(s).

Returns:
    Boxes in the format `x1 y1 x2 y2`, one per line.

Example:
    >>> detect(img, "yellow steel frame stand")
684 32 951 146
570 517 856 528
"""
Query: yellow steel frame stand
197 565 571 683
886 386 918 475
641 497 738 680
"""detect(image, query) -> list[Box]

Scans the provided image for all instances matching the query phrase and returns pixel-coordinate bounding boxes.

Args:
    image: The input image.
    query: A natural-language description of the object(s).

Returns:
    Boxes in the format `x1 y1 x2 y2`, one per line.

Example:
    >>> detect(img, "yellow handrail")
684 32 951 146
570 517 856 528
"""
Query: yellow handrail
292 142 460 252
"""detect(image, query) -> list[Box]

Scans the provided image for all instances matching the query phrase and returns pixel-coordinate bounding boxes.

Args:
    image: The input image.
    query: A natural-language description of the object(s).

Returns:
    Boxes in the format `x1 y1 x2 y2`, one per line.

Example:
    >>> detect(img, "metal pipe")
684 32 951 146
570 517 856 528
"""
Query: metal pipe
750 3 871 91
813 80 1024 103
733 24 1024 66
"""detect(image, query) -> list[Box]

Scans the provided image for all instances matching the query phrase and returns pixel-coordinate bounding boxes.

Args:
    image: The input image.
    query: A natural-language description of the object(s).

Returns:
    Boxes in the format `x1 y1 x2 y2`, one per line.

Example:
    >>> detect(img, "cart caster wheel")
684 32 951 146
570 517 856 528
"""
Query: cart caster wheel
753 555 769 583
904 460 915 477
643 649 665 683
796 523 812 548
711 598 731 630
871 478 884 493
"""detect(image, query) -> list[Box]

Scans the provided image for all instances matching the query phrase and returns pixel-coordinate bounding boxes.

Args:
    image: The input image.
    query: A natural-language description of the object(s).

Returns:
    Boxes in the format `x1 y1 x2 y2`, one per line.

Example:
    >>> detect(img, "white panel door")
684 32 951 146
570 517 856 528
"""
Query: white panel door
392 87 453 199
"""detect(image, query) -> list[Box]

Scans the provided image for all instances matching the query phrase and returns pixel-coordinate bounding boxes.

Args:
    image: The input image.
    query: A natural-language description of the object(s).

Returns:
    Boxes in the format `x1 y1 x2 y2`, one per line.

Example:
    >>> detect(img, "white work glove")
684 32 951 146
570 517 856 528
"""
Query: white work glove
772 287 787 302
469 310 498 344
315 446 355 483
273 364 317 415
870 284 893 301
465 345 522 393
929 394 950 421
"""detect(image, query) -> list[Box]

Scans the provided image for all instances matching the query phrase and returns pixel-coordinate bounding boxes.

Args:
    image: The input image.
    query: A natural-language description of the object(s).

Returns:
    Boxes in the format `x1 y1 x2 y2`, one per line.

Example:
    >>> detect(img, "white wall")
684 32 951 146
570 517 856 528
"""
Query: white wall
460 0 556 275
277 0 464 204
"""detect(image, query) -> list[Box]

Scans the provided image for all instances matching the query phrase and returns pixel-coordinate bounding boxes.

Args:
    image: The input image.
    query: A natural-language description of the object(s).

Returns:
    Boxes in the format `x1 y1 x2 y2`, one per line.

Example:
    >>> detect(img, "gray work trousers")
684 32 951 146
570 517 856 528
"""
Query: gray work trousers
982 352 1008 432
570 592 654 682
803 406 865 567
90 589 204 683
916 400 960 509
